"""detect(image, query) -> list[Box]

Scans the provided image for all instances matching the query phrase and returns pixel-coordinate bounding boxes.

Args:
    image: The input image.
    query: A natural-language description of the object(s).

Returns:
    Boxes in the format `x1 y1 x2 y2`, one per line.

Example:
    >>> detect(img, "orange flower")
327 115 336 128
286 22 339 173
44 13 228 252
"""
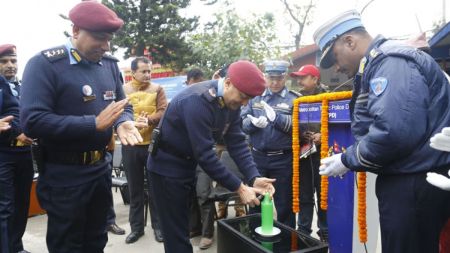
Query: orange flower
357 172 368 243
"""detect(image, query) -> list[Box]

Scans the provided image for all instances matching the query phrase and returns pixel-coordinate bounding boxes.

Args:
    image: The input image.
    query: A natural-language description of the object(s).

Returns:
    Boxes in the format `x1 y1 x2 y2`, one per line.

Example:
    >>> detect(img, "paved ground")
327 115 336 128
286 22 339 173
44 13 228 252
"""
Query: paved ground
23 189 219 253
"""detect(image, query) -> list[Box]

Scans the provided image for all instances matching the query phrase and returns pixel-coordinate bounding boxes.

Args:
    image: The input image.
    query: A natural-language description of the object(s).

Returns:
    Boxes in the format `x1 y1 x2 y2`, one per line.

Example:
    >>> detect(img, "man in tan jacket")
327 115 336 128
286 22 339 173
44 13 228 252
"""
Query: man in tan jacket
122 57 168 244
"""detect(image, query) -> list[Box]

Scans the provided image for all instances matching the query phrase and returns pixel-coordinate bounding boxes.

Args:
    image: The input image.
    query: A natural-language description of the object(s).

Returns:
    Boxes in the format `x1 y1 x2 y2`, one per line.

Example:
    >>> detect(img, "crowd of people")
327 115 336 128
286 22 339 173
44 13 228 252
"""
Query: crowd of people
1 2 450 253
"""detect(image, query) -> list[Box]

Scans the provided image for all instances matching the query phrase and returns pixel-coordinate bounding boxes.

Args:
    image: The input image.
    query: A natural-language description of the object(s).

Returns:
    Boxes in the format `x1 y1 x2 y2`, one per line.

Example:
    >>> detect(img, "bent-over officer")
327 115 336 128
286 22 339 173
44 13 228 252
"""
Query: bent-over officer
20 2 142 252
316 10 450 252
241 60 298 229
147 60 276 253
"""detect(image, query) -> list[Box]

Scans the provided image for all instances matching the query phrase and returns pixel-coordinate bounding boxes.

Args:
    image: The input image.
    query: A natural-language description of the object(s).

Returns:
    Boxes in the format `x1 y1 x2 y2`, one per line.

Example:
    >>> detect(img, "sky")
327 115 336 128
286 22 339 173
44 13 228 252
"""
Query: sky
1 0 448 76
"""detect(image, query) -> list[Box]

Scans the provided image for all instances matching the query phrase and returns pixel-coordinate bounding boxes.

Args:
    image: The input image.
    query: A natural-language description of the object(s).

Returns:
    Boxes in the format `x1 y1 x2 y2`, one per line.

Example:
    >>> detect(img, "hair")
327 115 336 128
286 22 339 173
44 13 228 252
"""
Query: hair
186 68 204 82
131 57 151 71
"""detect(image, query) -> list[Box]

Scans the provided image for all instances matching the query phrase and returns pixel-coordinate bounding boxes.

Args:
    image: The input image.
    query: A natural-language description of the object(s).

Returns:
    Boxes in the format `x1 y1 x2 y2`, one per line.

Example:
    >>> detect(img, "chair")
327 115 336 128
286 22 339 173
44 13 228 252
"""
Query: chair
111 143 129 204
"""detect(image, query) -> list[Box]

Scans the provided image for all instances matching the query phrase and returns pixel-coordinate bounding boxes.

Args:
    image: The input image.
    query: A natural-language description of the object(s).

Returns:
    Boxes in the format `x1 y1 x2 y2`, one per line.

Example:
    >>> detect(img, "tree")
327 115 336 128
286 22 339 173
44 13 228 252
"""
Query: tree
280 0 315 50
102 0 199 71
188 7 281 76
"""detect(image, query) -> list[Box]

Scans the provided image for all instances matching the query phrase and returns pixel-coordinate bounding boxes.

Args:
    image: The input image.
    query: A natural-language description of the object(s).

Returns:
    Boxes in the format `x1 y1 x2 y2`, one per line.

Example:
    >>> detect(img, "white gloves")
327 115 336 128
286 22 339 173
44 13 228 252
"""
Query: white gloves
319 153 350 177
427 127 450 191
247 115 268 128
261 101 276 122
426 171 450 191
430 127 450 152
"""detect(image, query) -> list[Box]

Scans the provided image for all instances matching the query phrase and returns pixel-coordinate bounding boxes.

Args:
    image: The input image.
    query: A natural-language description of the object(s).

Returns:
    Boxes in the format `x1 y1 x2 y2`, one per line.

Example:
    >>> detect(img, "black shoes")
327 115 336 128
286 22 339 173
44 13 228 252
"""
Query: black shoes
107 223 126 235
125 231 145 244
154 228 164 242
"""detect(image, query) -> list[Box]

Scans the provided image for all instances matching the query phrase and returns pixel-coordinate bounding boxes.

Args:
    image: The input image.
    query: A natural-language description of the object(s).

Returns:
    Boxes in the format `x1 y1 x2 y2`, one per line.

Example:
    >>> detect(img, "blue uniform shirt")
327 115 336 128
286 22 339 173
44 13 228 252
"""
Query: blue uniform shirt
342 35 450 174
0 76 20 148
241 87 299 151
20 45 133 186
147 80 260 191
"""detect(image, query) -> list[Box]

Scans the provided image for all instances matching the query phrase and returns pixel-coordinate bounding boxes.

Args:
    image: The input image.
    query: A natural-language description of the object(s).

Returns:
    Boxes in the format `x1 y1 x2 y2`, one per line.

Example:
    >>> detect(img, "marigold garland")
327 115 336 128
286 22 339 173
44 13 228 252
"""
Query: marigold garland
292 91 356 226
357 172 368 243
320 99 329 210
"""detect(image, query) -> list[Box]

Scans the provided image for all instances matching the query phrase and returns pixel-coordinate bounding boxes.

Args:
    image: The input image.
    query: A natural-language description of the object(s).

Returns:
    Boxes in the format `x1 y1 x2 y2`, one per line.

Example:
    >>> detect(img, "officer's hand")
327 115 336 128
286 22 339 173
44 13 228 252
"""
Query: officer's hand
312 133 321 145
0 116 13 133
261 101 276 122
247 115 268 128
319 153 349 177
236 183 265 208
117 121 143 146
96 99 129 131
16 133 33 145
430 127 450 152
252 177 276 197
427 170 450 191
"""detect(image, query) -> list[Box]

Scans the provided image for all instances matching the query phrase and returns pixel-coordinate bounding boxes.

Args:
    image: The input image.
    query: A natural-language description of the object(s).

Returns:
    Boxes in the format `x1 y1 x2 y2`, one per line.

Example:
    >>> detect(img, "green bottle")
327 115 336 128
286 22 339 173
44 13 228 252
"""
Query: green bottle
261 192 273 234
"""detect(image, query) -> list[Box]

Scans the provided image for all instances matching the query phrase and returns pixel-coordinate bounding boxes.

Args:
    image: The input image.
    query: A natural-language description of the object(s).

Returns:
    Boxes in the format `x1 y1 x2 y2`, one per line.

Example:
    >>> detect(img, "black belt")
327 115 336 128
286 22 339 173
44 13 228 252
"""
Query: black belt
45 149 106 165
159 142 192 160
252 147 292 156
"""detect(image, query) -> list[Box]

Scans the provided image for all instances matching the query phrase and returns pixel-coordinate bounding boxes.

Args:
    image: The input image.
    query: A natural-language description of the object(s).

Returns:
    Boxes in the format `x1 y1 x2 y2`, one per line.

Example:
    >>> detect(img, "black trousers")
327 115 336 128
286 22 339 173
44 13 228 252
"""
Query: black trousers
189 167 215 238
37 171 111 253
0 152 34 253
297 152 327 235
122 145 160 232
376 167 450 253
150 171 195 253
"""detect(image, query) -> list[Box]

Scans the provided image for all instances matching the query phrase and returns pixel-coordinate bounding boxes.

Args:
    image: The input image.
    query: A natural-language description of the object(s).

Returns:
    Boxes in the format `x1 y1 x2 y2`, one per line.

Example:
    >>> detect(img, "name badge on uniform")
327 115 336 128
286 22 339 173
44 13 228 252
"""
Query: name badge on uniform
82 85 96 102
277 103 289 109
103 91 116 101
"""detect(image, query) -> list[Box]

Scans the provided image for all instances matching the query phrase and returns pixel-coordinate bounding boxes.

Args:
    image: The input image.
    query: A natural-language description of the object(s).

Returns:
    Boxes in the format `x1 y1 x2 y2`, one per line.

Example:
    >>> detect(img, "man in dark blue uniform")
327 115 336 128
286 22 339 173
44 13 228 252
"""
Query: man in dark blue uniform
241 60 298 229
0 44 34 253
20 2 142 253
316 10 450 253
147 60 276 253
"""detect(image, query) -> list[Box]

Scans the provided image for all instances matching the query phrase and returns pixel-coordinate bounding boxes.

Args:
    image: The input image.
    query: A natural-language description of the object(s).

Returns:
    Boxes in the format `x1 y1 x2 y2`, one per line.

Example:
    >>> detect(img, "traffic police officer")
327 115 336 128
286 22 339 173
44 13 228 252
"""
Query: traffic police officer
241 60 298 228
147 60 276 253
316 10 450 253
0 45 34 253
20 2 142 252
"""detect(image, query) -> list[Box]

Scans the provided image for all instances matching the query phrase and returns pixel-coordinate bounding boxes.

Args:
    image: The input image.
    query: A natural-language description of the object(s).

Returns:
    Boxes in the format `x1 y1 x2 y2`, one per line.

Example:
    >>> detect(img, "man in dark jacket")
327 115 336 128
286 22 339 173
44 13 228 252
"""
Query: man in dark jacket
20 2 142 252
147 60 276 253
316 10 450 253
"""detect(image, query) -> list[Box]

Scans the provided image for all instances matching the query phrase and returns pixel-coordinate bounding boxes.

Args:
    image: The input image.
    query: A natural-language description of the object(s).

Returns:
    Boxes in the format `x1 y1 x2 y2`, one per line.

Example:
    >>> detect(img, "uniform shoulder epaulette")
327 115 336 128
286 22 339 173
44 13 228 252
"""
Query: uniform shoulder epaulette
203 88 217 102
289 90 301 97
41 46 67 63
102 54 119 62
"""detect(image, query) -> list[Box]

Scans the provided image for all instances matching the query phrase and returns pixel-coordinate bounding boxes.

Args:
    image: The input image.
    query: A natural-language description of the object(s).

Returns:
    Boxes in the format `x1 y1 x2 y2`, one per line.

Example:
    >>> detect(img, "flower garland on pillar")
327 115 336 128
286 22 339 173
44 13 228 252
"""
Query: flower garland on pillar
292 91 367 239
292 99 300 213
357 172 367 243
319 99 329 210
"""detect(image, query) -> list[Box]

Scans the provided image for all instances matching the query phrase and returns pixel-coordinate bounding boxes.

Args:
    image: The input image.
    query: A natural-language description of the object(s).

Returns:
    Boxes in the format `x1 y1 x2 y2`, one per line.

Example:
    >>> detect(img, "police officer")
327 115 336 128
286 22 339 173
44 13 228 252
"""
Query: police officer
316 10 450 253
0 45 34 253
241 60 298 229
20 2 142 252
147 60 276 253
290 64 329 241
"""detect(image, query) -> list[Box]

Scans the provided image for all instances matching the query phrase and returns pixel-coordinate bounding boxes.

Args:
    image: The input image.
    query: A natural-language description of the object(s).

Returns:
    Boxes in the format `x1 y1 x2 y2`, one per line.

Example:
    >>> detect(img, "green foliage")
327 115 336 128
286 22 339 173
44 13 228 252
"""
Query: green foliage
188 8 281 76
102 0 199 71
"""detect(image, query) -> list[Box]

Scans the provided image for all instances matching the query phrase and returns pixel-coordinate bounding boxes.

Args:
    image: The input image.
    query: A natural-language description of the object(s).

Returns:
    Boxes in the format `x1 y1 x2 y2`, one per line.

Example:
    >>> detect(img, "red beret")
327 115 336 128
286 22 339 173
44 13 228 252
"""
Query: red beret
69 1 124 33
0 44 16 57
227 60 265 97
